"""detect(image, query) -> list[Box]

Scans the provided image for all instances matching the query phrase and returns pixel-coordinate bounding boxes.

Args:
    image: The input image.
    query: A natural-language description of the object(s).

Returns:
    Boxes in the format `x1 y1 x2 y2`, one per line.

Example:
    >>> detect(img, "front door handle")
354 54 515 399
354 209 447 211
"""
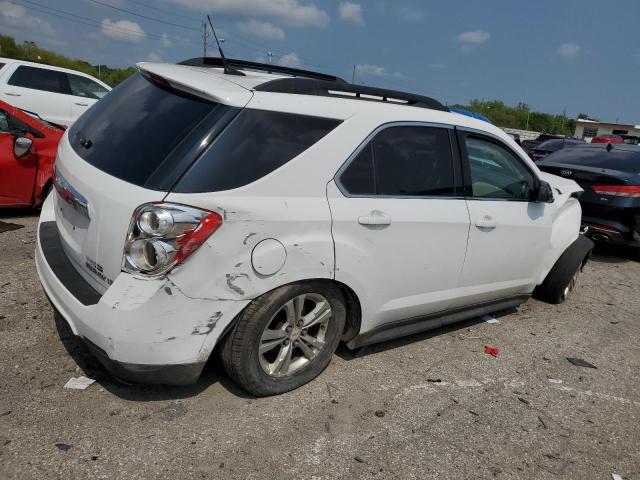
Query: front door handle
5 92 20 97
358 211 392 226
74 102 89 107
475 215 497 229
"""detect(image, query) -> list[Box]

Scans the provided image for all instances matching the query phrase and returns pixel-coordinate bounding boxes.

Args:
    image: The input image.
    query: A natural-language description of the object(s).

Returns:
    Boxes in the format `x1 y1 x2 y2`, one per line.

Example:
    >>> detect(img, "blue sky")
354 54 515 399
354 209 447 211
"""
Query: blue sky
2 0 639 123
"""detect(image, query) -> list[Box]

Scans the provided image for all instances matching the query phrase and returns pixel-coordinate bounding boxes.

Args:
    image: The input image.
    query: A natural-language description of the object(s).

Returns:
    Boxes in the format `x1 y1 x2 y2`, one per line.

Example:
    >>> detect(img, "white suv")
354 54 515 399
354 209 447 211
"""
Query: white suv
0 57 111 127
36 58 593 395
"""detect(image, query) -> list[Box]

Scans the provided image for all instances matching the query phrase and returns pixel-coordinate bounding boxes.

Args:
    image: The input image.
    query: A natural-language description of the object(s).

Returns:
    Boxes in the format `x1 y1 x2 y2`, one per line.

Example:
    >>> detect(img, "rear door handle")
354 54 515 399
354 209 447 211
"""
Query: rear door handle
74 102 89 107
358 211 392 226
475 215 497 229
5 92 20 97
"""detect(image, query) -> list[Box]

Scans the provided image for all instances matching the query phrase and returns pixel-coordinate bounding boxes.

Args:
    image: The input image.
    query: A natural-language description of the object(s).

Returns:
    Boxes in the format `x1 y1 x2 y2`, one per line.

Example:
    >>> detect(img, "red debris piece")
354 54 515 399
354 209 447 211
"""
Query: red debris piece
330 399 338 404
484 346 500 357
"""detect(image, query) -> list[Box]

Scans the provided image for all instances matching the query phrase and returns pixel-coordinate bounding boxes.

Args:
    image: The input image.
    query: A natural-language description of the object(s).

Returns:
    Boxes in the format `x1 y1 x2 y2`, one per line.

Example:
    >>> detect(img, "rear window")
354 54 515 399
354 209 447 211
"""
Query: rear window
537 139 564 151
543 146 640 173
174 109 341 193
9 66 71 94
68 73 220 187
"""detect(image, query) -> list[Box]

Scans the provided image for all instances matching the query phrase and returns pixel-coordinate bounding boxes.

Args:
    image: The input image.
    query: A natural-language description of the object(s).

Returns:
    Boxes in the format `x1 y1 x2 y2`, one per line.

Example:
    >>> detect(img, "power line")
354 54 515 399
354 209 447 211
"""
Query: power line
124 0 201 23
15 0 200 45
84 0 200 32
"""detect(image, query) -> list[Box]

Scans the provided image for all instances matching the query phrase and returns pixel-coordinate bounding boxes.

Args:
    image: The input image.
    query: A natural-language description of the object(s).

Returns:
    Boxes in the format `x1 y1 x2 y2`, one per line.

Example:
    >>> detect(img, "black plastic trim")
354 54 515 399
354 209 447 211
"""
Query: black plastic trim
83 338 205 386
347 295 530 349
39 221 102 306
179 56 346 83
255 77 448 112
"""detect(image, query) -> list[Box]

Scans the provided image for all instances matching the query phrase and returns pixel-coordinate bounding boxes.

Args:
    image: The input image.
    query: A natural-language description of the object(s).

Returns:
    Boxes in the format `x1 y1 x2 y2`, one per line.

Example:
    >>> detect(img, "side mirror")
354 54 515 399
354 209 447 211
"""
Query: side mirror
13 136 33 158
535 180 554 203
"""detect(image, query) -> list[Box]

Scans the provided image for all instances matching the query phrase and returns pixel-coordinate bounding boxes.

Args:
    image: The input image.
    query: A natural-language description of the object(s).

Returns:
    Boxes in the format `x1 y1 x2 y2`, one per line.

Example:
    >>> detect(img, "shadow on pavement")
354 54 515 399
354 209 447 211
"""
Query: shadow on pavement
589 243 638 264
335 307 517 361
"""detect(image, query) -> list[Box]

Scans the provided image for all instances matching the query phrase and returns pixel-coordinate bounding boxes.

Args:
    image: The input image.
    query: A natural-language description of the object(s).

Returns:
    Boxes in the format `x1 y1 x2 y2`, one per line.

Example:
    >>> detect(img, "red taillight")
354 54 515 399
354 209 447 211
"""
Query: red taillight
175 213 223 264
123 203 222 277
592 185 640 197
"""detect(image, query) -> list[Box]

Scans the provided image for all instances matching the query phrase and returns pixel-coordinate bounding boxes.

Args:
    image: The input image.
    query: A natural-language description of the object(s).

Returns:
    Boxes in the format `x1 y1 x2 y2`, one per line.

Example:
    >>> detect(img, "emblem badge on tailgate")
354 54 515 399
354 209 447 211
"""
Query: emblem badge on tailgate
52 167 90 219
85 257 113 285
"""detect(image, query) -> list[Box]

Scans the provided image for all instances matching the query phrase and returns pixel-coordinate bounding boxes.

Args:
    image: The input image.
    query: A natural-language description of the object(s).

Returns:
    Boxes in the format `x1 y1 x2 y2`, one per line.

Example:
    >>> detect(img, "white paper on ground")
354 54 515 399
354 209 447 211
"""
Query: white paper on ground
548 378 563 384
482 315 499 324
64 376 96 390
612 474 623 480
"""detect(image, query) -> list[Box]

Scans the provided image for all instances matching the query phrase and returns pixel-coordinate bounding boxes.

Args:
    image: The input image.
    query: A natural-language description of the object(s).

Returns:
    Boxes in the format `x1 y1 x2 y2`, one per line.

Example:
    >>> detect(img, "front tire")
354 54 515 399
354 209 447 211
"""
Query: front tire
221 282 346 396
533 236 594 304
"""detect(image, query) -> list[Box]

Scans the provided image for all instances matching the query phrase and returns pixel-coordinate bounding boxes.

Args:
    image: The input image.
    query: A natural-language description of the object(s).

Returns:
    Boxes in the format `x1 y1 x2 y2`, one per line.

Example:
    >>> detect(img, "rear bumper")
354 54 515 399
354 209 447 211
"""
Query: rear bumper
35 195 250 385
582 215 640 247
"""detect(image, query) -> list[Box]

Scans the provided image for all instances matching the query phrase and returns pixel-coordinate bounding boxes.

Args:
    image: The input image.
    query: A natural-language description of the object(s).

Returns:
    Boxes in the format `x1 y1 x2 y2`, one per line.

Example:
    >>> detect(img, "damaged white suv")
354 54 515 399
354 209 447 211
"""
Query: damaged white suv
36 58 593 395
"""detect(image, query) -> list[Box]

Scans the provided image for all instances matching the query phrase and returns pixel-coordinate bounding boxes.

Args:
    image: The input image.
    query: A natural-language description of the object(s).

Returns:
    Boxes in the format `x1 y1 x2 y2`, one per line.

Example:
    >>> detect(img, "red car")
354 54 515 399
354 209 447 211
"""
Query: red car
591 134 624 144
0 100 64 207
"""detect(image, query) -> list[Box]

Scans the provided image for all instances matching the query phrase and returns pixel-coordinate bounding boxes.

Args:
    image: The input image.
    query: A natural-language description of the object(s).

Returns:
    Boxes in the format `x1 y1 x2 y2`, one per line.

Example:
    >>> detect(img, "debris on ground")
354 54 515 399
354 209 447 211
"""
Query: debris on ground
611 474 623 480
354 456 366 464
374 410 386 418
63 376 96 390
484 346 500 357
548 378 563 384
482 315 499 324
160 401 188 420
566 357 597 369
54 443 72 452
427 378 442 383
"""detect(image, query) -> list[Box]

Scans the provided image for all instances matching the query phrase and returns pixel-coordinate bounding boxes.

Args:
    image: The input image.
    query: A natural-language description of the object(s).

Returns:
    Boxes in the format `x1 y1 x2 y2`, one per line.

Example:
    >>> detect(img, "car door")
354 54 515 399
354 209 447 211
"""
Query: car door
4 65 72 126
0 109 38 206
67 73 110 121
327 123 470 333
456 129 551 304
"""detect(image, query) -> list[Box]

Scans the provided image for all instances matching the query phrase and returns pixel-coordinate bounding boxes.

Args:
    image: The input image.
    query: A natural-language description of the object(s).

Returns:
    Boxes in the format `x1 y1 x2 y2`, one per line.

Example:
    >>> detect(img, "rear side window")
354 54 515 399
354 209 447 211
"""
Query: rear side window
67 74 109 99
174 110 341 192
340 125 456 197
69 73 219 187
0 63 5 70
8 66 71 95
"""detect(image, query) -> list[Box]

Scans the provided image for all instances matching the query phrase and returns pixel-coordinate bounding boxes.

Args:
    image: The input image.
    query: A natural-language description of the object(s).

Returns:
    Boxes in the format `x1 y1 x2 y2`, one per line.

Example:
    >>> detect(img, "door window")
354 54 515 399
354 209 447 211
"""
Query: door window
67 74 109 99
339 125 456 197
8 65 71 95
464 136 535 200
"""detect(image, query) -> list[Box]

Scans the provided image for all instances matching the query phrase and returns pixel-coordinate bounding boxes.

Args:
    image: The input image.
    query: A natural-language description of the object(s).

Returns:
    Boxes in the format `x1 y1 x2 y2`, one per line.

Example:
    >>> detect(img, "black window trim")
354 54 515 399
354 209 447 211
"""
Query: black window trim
456 126 541 203
335 121 464 200
8 64 72 96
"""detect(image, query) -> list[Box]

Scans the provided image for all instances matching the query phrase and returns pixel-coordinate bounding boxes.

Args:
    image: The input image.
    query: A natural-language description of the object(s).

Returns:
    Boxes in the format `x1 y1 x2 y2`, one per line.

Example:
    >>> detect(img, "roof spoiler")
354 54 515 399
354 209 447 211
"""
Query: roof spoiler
136 62 253 108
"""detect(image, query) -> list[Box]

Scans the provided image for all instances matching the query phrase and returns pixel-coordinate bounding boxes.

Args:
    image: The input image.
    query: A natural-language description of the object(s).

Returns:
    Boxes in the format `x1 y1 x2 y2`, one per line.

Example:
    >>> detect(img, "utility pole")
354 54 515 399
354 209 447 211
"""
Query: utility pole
352 64 356 84
202 20 208 57
267 52 273 64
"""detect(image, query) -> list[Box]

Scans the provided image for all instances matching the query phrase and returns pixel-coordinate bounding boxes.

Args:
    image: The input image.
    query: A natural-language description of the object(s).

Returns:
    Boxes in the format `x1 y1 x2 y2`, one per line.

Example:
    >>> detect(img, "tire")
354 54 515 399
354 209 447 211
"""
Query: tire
221 281 346 396
533 235 594 304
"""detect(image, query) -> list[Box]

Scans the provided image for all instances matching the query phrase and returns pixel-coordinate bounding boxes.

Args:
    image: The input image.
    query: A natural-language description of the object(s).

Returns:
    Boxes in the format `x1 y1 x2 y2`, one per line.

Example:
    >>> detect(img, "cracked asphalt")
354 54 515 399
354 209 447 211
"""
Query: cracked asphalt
1 211 639 479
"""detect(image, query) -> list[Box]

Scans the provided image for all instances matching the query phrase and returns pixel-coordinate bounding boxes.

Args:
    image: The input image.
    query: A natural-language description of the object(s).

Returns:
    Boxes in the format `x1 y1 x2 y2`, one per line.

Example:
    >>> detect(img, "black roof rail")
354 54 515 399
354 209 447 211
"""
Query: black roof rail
179 57 346 83
255 77 449 112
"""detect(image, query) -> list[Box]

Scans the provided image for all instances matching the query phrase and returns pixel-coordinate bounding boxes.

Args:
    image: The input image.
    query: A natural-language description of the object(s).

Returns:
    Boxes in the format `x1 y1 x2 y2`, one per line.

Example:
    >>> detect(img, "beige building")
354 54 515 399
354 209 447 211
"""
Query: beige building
574 119 640 140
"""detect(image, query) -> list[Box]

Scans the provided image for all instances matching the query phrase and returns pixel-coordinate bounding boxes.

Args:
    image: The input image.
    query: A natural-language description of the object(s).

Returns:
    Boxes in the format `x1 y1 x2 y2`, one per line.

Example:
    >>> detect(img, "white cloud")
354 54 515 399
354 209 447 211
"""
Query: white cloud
396 5 425 22
278 52 301 68
101 18 146 42
236 19 285 40
339 2 363 25
0 1 55 37
557 42 580 57
165 0 329 27
161 33 172 47
356 64 407 80
147 52 163 62
456 30 491 45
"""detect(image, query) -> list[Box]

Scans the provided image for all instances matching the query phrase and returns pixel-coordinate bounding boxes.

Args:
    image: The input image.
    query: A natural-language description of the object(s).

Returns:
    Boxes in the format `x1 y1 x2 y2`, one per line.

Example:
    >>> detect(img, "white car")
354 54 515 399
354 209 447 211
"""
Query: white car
35 58 593 396
0 57 111 127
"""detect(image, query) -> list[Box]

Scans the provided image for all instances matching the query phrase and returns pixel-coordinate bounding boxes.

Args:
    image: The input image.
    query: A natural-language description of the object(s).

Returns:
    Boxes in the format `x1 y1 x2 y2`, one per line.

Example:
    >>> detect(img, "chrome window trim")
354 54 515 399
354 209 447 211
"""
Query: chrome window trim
334 121 461 200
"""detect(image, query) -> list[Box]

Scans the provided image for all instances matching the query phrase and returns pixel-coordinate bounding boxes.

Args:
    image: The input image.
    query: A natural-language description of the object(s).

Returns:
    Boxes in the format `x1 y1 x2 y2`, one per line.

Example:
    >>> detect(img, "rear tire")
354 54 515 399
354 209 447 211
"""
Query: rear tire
533 236 594 304
221 281 346 396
